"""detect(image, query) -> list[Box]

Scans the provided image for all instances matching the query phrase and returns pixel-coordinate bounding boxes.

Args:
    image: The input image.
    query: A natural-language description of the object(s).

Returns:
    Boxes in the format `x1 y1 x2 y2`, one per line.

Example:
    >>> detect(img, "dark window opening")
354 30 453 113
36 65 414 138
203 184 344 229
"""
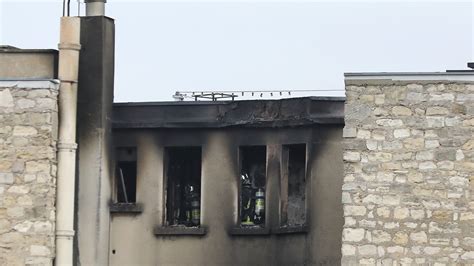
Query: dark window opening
282 144 306 226
165 147 201 227
116 147 137 203
240 146 266 227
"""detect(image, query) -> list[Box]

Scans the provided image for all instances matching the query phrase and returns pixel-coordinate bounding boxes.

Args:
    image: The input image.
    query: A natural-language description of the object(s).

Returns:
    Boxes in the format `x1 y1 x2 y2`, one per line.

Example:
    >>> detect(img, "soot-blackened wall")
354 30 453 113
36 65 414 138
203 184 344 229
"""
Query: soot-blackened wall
109 125 343 265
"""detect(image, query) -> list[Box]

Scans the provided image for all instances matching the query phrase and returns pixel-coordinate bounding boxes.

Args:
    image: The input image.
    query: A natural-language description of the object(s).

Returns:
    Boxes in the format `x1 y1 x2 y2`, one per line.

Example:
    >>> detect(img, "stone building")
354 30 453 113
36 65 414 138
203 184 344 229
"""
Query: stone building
1 2 473 265
0 47 59 265
343 71 474 265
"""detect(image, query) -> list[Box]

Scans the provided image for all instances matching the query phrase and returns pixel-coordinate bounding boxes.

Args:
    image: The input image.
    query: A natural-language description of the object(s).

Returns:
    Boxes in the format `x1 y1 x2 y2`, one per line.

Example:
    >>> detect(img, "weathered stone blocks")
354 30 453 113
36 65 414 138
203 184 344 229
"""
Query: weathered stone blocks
343 80 474 265
0 85 58 265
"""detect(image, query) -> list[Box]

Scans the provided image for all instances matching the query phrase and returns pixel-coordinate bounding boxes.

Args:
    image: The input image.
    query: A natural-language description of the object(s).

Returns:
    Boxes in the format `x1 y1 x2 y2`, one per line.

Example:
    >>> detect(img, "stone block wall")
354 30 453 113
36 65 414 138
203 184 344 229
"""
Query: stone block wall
342 79 474 265
0 82 58 265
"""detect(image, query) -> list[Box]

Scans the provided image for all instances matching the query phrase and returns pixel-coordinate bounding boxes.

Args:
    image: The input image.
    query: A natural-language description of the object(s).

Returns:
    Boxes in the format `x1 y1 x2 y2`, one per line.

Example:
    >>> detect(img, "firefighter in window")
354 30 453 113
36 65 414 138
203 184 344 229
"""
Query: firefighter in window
241 165 265 226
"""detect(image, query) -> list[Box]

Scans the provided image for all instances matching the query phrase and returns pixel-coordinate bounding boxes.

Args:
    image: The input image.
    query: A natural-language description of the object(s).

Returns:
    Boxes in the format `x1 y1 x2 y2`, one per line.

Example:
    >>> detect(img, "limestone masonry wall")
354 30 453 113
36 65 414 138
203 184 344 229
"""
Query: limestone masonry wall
342 80 474 265
0 84 58 265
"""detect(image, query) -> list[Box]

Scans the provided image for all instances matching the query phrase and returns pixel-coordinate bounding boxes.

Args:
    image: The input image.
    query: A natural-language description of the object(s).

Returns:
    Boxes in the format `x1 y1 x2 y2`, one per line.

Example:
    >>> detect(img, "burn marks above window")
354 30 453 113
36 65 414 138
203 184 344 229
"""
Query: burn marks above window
240 146 266 227
165 147 202 227
115 147 137 203
281 144 306 227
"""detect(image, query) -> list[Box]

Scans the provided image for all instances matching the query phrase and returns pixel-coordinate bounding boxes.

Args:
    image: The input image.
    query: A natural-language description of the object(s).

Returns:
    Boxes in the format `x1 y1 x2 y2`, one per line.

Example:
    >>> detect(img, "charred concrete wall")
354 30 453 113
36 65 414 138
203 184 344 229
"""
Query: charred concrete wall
110 125 343 265
76 16 115 265
342 77 474 264
0 81 58 265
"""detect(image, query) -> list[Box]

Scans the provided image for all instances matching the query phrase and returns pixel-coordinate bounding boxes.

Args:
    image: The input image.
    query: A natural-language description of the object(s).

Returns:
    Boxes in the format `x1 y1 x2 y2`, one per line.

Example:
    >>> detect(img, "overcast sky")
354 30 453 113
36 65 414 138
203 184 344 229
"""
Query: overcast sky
1 1 473 102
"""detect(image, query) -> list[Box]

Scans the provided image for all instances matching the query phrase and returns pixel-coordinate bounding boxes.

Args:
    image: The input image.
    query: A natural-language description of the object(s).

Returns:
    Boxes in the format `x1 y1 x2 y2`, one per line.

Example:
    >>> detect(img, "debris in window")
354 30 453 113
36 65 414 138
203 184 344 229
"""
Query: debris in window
165 147 201 227
116 147 137 203
240 146 266 227
283 144 306 226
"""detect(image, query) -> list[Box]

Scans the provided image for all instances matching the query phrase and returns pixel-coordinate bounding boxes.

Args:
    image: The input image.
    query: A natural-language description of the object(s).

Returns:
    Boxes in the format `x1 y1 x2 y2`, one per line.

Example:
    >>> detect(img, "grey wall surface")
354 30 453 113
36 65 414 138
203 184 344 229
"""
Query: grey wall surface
110 125 343 265
0 49 57 79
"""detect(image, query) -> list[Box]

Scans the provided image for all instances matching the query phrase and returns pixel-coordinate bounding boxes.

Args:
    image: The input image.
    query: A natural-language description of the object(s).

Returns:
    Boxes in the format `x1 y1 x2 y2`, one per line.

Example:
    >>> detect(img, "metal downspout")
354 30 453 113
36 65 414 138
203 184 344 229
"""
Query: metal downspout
62 0 71 16
56 2 81 264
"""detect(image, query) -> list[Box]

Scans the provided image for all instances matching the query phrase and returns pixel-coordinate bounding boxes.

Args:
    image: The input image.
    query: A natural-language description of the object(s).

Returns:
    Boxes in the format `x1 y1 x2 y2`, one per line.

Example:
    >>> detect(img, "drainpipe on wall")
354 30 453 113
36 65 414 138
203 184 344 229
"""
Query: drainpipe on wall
55 10 81 266
85 0 106 16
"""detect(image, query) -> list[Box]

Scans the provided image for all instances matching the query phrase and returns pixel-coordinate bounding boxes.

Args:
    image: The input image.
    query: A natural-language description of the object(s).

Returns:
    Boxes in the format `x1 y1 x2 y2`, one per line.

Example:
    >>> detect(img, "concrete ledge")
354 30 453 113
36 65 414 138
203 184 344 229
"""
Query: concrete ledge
154 226 207 236
228 227 270 236
345 71 474 82
0 79 60 89
0 48 58 79
109 202 143 214
273 225 308 235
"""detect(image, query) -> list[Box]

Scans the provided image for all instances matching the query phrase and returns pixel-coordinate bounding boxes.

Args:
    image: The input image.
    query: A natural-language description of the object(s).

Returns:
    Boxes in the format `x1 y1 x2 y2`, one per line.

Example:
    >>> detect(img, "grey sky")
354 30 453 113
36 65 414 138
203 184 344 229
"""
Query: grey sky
1 1 473 102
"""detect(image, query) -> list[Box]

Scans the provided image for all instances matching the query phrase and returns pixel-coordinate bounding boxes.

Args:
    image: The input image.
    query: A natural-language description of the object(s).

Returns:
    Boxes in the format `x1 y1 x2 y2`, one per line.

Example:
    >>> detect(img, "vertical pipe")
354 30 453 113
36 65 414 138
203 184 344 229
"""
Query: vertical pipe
56 17 81 266
63 0 71 17
85 0 106 16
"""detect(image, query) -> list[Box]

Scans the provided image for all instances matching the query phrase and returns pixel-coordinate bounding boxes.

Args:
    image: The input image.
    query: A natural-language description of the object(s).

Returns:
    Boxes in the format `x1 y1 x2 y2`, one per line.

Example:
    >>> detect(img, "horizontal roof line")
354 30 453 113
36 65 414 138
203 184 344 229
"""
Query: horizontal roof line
0 49 58 54
0 79 60 89
114 96 346 106
345 71 474 77
0 78 59 83
177 89 345 92
345 72 474 82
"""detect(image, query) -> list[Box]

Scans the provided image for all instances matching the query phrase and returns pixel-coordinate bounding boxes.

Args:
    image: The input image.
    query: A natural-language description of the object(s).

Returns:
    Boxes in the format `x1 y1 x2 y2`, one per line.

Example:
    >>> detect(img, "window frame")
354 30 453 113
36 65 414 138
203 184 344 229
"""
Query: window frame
230 145 270 236
155 146 207 236
277 143 309 234
110 146 143 214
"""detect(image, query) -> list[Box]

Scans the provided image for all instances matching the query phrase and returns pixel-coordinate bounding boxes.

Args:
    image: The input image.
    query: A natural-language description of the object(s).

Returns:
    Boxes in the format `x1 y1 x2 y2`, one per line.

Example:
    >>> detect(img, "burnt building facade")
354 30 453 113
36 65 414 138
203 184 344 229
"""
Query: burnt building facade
109 97 345 265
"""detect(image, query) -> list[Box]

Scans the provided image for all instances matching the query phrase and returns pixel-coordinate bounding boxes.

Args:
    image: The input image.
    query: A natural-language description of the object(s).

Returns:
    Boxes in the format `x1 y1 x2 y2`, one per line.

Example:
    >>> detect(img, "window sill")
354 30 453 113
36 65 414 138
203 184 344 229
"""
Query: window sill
154 226 207 236
109 202 143 214
273 225 308 235
228 226 270 236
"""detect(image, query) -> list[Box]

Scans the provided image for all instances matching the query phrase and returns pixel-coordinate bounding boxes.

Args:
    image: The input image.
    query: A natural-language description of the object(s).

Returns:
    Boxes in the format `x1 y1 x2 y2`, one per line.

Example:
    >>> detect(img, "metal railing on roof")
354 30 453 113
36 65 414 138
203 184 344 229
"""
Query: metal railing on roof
173 89 344 101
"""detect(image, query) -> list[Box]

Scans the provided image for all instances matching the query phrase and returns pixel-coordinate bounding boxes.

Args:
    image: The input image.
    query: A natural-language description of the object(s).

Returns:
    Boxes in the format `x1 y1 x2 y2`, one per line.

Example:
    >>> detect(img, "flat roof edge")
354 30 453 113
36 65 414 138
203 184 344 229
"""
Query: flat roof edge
113 118 345 129
0 49 58 54
112 97 345 129
344 72 474 82
113 96 345 107
345 72 474 77
0 79 60 89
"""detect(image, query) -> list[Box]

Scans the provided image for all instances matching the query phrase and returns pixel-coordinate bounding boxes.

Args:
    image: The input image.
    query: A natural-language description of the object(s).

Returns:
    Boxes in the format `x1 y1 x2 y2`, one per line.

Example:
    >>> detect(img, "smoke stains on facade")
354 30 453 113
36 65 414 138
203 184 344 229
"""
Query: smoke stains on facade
109 98 345 265
4 41 472 265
